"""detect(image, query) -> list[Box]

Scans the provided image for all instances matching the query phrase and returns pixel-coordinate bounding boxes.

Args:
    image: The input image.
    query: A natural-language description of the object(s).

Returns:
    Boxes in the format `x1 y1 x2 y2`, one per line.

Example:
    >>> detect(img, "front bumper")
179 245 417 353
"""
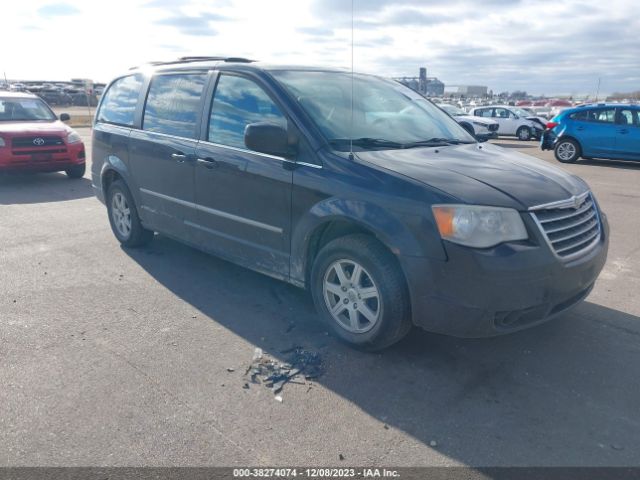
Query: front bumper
0 142 85 172
400 213 609 337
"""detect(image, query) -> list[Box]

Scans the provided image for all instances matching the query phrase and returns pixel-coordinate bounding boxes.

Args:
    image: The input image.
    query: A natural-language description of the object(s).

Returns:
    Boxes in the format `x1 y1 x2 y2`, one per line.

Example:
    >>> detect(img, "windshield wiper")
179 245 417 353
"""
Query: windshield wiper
329 137 476 151
328 137 406 149
402 138 476 148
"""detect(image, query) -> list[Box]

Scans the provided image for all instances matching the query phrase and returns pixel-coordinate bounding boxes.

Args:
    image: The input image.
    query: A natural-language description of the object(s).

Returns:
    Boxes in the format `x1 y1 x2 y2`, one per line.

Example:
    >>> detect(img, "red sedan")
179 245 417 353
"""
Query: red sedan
0 91 86 178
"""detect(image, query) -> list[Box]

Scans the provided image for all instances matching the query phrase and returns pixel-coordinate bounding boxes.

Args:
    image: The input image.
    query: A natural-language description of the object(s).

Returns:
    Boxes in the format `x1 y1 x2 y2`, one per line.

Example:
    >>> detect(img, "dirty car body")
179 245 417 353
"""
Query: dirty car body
91 58 609 349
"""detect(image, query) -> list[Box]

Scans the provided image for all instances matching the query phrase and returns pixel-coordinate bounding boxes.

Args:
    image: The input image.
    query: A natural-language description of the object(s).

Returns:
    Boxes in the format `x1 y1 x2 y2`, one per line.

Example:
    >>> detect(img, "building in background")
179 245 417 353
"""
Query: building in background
394 67 445 97
455 85 489 96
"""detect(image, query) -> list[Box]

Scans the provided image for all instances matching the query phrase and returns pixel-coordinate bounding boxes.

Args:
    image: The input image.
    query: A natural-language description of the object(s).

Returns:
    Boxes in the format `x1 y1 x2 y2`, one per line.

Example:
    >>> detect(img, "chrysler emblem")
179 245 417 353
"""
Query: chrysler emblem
33 137 45 146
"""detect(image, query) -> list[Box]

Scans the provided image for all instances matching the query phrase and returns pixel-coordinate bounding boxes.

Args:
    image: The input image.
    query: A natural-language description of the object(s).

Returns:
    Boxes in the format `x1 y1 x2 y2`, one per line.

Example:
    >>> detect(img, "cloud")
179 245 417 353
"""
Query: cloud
297 26 335 36
382 9 451 26
37 3 80 17
155 12 228 36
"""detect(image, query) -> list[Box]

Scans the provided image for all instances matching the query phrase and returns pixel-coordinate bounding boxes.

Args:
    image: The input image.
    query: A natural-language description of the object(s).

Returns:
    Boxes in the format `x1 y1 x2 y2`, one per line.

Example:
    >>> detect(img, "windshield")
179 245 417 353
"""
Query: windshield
437 103 466 116
271 70 475 150
0 97 57 122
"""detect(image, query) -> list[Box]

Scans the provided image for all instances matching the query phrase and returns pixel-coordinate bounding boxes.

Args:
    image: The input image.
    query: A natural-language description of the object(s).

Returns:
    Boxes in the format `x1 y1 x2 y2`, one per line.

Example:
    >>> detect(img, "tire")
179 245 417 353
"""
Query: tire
65 163 86 179
554 138 581 163
106 179 153 247
516 126 532 141
310 234 412 351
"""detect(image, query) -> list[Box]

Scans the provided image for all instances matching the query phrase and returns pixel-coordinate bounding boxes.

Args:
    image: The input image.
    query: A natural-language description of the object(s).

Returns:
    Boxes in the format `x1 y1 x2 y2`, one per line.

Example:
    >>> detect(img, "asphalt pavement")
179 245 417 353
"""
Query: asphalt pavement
1 130 639 467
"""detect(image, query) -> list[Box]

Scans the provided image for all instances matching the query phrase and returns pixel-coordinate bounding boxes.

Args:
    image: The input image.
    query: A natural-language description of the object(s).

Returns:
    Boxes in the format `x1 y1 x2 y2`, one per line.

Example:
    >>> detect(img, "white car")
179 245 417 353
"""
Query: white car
468 105 546 140
437 103 499 141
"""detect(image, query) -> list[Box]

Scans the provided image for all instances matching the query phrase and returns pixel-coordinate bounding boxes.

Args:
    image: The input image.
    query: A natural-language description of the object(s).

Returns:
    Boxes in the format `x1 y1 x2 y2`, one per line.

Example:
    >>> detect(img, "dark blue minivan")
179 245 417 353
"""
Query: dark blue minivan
91 57 609 350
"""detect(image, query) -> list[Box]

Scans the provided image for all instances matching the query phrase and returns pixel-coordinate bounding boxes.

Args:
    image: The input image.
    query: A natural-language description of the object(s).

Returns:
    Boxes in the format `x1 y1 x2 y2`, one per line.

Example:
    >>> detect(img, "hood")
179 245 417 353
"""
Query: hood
0 120 69 135
525 116 548 127
354 142 589 210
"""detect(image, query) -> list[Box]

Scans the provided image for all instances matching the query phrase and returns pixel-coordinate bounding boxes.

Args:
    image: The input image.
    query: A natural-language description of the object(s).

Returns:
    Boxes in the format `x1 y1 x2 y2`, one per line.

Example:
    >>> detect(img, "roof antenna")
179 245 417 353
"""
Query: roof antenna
349 0 354 160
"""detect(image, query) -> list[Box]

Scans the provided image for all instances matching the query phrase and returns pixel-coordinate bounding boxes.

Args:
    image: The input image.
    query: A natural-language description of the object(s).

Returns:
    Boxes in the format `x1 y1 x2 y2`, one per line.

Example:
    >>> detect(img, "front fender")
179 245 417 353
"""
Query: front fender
290 197 446 286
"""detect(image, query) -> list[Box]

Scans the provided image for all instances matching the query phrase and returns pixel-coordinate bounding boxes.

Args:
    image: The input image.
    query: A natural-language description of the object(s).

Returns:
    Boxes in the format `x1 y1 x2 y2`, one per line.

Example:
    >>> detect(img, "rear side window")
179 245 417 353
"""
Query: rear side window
208 75 286 150
97 75 143 126
569 110 589 121
618 109 639 126
571 108 616 123
592 109 615 123
143 73 207 139
475 108 493 118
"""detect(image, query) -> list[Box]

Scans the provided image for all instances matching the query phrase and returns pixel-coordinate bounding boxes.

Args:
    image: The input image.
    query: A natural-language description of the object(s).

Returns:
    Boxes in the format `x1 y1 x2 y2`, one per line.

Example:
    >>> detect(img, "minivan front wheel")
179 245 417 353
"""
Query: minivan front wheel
554 139 580 163
310 234 412 351
106 180 153 247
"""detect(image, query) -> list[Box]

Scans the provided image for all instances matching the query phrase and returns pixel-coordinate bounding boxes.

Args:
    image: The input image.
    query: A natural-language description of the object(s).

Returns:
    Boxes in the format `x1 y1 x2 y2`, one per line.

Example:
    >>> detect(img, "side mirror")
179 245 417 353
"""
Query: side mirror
59 113 71 122
244 122 294 158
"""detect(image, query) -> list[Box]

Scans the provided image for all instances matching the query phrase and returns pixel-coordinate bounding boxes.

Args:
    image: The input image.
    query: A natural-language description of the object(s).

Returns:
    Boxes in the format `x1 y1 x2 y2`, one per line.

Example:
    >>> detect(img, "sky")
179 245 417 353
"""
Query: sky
2 0 639 96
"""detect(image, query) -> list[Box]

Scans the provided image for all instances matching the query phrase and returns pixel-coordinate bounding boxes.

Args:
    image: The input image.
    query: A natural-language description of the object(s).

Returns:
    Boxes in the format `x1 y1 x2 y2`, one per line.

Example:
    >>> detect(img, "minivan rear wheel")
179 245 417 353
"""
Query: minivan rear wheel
310 234 412 351
554 138 581 163
106 180 153 247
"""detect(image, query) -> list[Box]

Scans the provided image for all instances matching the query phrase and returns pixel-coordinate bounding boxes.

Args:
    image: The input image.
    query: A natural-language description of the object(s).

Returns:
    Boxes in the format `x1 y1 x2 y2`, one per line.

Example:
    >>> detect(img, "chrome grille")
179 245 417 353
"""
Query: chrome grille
531 192 601 260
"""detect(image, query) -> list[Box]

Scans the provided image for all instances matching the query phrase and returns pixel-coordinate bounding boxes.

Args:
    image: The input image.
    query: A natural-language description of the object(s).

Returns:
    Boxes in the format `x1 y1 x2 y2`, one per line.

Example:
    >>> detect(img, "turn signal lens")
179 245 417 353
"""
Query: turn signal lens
433 206 455 237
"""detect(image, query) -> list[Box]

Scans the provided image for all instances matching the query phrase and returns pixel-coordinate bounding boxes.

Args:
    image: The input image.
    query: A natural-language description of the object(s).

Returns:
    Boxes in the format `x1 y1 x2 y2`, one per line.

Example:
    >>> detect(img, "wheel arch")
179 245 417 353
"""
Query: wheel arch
459 121 474 135
556 135 583 154
290 197 441 289
100 155 141 206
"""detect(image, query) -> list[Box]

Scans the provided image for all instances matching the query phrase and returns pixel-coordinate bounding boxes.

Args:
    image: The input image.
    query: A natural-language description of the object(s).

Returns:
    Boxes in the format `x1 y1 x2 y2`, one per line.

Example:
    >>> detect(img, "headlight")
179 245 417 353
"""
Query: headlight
432 205 528 248
66 130 82 144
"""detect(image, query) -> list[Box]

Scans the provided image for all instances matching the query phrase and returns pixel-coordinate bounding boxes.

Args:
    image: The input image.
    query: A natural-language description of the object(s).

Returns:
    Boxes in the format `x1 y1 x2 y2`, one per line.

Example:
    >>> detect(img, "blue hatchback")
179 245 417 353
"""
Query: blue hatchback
541 103 640 163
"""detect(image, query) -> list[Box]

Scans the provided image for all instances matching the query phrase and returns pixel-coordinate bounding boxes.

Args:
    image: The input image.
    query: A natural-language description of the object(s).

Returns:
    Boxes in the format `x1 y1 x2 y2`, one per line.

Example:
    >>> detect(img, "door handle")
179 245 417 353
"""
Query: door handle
171 152 187 163
619 129 629 134
197 157 218 169
576 126 585 131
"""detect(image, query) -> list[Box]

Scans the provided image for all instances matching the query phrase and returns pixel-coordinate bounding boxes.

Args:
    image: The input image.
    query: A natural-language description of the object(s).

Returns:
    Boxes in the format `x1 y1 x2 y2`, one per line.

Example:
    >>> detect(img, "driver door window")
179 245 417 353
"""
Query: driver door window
208 75 286 150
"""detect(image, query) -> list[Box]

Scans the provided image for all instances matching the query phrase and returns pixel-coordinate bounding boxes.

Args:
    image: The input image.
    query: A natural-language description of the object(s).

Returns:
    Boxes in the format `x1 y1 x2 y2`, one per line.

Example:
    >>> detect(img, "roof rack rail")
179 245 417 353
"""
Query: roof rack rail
178 56 255 63
129 56 256 69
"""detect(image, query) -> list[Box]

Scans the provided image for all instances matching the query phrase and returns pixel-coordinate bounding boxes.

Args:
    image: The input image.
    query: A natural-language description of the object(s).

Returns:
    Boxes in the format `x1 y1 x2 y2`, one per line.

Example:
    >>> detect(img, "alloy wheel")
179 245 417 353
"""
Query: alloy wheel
557 142 576 161
111 192 132 238
322 259 381 333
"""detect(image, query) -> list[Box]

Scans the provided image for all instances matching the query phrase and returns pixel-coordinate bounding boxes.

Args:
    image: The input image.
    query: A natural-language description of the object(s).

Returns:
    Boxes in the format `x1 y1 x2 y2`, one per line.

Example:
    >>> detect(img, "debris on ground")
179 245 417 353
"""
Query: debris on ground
243 346 324 398
226 367 235 372
429 440 438 447
339 453 345 461
274 395 283 402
